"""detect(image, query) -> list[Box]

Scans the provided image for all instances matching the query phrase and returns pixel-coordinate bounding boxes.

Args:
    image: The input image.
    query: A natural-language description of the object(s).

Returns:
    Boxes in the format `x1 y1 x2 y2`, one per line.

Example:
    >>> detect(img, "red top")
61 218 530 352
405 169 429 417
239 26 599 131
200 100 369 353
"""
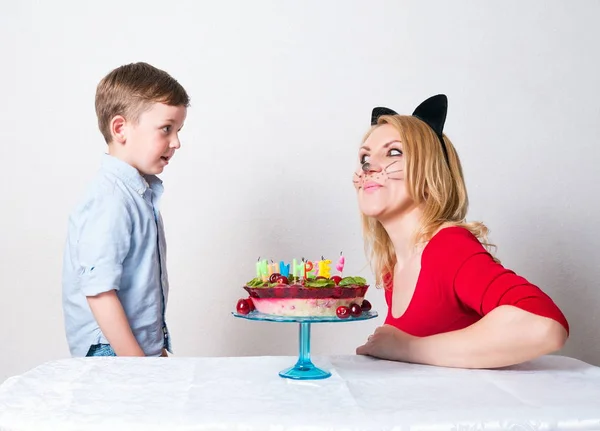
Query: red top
383 227 569 336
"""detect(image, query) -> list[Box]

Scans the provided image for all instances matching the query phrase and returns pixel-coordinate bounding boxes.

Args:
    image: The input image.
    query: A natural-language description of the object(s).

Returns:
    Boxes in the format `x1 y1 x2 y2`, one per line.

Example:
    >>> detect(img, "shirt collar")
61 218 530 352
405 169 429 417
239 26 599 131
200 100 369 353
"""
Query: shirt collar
101 153 163 197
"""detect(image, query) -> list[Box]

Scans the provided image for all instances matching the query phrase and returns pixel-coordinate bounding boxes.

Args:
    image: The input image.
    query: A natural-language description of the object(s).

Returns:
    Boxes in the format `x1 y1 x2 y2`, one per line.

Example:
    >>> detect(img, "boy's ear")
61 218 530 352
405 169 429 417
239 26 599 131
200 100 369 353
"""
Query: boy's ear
110 115 127 145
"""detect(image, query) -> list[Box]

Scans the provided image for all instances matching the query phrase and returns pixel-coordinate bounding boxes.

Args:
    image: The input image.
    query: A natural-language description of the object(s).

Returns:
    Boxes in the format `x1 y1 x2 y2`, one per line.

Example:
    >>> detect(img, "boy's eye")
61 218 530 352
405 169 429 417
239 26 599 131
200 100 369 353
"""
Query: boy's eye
388 148 403 157
162 125 171 133
360 154 370 164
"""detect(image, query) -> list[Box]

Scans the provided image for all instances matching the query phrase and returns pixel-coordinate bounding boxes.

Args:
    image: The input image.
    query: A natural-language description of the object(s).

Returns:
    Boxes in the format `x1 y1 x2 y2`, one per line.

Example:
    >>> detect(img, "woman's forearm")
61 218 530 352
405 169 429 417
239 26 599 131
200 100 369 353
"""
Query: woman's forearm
87 290 146 357
409 305 568 368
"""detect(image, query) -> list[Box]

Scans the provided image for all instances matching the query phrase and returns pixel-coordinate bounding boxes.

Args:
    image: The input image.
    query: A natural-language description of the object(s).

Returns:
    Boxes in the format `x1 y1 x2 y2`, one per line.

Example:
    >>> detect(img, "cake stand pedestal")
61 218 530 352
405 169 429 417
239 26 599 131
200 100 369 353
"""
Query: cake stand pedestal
232 310 378 380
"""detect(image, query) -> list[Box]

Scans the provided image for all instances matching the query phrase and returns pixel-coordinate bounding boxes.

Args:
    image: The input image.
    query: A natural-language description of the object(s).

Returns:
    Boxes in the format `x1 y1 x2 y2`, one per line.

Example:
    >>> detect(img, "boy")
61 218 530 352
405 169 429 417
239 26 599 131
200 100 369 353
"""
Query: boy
62 62 190 357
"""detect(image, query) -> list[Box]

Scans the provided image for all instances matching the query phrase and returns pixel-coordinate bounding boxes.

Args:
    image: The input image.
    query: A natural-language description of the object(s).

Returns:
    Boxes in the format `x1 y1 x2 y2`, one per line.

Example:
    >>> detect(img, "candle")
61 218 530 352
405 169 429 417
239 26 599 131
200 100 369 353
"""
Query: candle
292 259 298 277
280 261 290 277
256 257 261 278
336 252 345 275
319 259 332 278
304 260 314 278
261 259 269 282
268 261 274 277
297 259 305 280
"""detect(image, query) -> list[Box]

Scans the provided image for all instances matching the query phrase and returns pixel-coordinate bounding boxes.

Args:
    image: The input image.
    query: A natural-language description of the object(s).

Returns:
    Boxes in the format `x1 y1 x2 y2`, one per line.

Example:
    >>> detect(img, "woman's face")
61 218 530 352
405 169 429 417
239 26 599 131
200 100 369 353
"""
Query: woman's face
354 124 412 221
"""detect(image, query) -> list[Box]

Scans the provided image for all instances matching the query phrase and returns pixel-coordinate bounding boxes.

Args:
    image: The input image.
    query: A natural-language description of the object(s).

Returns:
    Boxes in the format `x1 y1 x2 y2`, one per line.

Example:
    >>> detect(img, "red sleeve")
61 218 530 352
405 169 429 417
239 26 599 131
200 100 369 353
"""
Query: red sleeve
432 227 569 334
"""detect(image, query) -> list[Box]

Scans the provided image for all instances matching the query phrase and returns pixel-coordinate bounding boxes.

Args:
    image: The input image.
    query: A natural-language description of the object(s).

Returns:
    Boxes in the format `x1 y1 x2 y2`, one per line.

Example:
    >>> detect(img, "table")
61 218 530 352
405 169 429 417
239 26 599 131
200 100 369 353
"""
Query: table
0 355 599 430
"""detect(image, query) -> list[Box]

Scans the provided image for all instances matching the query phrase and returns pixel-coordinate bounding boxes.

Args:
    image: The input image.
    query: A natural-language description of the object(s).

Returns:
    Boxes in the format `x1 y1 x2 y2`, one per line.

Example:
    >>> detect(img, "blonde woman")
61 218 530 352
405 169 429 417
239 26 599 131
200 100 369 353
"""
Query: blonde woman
354 95 568 368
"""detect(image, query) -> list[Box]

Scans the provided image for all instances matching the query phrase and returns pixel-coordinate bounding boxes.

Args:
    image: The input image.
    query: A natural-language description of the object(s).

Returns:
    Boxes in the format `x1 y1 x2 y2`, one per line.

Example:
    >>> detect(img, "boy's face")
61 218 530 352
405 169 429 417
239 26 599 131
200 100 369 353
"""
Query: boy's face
113 102 187 176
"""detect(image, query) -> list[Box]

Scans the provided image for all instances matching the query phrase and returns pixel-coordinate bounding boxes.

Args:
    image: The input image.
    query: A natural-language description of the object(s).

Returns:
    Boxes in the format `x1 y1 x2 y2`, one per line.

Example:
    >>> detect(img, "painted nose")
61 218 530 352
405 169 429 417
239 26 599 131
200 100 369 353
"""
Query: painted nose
361 160 381 173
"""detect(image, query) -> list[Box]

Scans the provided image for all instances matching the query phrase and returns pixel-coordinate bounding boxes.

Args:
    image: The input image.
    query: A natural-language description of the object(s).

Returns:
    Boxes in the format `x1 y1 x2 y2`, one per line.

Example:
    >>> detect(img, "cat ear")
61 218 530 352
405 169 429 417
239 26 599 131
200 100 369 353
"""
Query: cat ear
371 107 398 125
412 94 447 140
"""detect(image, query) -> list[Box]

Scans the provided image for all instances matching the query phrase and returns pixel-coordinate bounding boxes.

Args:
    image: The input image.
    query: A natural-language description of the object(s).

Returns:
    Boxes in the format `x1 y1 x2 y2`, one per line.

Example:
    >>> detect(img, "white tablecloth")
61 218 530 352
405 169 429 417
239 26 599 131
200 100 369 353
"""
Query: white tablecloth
0 355 599 431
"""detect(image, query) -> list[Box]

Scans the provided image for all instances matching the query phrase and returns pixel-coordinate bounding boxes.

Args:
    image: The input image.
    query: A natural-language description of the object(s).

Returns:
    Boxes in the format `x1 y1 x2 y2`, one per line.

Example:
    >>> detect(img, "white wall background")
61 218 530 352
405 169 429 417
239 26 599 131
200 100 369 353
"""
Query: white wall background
1 0 598 382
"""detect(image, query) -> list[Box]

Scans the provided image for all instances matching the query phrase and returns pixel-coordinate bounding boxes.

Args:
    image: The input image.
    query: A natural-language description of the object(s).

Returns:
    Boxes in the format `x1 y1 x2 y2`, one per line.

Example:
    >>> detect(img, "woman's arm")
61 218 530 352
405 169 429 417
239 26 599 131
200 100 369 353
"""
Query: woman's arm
357 305 567 368
409 305 567 368
87 290 145 357
434 229 569 366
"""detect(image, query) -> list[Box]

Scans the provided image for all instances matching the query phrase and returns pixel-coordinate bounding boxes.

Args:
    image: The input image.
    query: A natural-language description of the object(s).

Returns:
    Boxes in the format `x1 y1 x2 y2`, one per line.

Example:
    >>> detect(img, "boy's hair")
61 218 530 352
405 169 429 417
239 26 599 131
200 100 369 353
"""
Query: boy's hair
360 115 497 288
95 62 190 143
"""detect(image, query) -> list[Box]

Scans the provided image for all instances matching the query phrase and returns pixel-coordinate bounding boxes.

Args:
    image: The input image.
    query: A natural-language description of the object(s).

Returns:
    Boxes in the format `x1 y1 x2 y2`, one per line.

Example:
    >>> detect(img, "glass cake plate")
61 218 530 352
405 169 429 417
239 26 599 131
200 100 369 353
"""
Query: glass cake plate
232 310 378 380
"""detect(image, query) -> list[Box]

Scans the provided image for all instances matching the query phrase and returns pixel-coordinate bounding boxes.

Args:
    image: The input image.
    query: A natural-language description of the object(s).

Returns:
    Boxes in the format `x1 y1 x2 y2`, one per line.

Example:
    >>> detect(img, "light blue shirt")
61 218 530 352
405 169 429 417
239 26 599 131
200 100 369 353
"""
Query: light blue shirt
62 154 171 357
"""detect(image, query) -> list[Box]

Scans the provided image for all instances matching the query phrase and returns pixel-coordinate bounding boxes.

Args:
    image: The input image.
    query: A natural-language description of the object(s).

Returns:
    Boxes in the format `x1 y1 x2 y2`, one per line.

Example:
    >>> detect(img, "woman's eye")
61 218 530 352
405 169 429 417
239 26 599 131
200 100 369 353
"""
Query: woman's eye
388 148 403 157
360 154 370 164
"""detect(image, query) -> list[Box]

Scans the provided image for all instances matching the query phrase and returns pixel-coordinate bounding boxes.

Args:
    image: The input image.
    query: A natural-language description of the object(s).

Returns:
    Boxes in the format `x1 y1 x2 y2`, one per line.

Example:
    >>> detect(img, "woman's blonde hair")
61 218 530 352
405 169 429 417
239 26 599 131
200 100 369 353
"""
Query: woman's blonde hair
361 115 496 287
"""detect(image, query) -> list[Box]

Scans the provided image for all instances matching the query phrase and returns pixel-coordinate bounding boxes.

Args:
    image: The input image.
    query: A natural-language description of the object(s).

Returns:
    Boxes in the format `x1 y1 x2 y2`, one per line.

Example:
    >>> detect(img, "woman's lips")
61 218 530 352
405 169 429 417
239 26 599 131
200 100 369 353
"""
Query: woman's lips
363 181 383 192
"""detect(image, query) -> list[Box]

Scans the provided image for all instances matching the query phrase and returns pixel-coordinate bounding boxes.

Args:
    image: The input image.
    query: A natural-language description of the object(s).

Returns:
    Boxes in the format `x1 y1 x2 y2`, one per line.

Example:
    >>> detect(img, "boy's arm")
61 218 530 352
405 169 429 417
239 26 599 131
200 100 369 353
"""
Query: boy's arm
87 291 145 356
77 194 145 356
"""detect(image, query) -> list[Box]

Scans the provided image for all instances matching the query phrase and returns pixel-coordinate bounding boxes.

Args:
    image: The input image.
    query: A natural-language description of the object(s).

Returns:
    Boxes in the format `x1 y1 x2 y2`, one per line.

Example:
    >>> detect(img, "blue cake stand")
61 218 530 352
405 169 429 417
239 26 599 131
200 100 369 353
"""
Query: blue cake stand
232 310 378 380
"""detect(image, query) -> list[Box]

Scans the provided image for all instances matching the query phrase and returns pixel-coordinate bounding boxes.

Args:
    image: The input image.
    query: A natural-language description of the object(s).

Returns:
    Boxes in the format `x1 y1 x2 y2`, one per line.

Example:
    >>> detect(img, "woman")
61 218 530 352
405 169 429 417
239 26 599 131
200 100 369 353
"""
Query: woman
354 95 568 368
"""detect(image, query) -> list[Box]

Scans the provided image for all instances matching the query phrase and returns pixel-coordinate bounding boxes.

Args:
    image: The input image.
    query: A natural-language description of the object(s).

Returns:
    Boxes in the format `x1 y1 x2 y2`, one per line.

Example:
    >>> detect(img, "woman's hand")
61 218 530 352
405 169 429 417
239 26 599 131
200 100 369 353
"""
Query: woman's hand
356 325 417 361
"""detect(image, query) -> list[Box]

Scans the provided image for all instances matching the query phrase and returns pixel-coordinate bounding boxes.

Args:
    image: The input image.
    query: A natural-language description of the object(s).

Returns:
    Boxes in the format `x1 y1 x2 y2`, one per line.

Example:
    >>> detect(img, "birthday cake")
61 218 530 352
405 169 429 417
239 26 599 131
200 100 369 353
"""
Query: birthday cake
235 255 372 318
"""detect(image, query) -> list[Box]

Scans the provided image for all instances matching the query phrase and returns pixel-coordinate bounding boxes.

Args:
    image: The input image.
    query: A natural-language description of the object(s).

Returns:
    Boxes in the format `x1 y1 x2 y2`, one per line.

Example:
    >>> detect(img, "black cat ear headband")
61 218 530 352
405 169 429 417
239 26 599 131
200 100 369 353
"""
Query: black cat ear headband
366 94 449 171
